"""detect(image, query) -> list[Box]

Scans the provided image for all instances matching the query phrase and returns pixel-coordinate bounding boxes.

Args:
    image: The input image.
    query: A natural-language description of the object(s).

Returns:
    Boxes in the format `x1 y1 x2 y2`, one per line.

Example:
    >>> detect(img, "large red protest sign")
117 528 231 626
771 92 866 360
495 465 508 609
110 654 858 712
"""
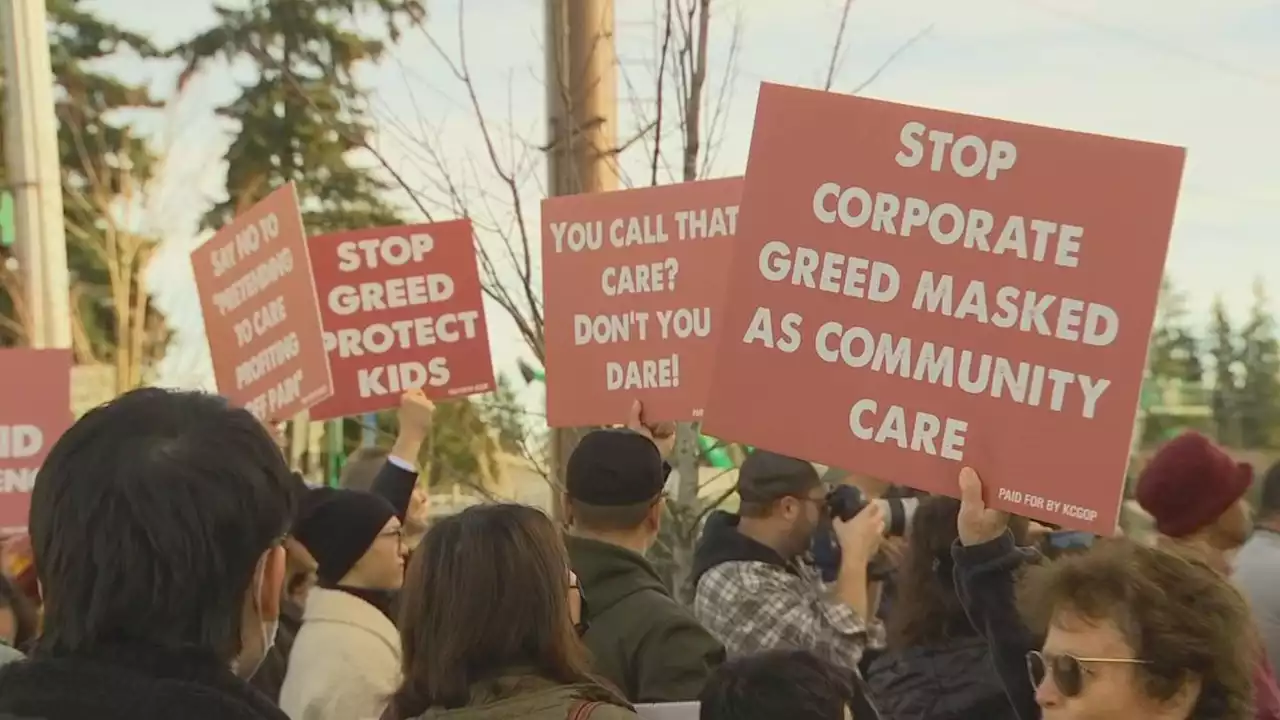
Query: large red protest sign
191 183 333 421
307 220 494 419
0 349 72 532
702 84 1185 534
542 178 741 426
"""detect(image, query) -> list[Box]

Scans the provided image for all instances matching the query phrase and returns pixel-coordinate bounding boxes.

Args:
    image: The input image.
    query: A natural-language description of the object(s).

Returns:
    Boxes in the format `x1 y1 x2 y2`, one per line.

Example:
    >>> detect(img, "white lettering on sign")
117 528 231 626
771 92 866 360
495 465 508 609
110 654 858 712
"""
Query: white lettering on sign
0 425 42 459
548 197 738 395
847 398 967 461
322 311 482 359
336 233 435 271
357 359 452 397
327 274 455 316
606 354 680 389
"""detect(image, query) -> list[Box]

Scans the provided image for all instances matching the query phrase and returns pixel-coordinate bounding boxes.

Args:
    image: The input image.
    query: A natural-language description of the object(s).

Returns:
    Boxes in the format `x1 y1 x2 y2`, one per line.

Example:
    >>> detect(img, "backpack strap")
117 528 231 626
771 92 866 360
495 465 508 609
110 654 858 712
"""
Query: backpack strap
568 700 603 720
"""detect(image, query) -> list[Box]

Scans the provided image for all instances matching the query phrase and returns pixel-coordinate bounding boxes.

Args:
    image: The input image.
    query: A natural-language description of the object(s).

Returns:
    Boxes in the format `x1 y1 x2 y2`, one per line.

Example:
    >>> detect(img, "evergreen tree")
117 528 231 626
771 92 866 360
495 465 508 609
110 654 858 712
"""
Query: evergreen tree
1237 279 1280 448
1142 277 1208 444
172 0 424 234
1147 277 1204 383
0 0 168 363
476 373 530 455
1208 295 1242 447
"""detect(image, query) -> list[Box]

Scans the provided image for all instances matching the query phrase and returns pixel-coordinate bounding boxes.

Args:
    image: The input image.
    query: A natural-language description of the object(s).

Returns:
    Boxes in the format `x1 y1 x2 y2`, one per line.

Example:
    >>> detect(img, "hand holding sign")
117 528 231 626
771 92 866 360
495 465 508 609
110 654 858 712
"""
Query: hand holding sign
957 467 1010 547
397 389 435 445
626 399 676 459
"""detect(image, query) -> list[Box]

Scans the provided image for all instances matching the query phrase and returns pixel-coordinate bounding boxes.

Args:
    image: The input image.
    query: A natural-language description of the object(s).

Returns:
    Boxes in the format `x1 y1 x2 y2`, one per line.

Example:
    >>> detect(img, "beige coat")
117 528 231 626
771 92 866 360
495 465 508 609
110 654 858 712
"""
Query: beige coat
280 588 401 720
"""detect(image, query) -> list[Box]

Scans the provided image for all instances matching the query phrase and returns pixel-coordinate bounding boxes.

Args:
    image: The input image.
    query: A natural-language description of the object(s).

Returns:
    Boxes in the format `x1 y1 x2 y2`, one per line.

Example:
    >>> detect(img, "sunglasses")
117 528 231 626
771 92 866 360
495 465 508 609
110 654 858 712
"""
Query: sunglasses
1026 650 1151 697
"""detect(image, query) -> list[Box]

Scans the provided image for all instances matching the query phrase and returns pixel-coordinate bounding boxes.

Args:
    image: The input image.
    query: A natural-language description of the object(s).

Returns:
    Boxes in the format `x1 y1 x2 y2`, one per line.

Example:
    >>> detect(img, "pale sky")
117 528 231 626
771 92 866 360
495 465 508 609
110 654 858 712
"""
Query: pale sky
84 0 1279 417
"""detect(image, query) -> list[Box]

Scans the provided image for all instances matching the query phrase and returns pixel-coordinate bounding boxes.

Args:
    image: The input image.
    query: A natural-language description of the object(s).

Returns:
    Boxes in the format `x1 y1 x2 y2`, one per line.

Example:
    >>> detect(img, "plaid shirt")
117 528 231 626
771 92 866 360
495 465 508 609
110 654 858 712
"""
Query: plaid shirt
693 557 886 674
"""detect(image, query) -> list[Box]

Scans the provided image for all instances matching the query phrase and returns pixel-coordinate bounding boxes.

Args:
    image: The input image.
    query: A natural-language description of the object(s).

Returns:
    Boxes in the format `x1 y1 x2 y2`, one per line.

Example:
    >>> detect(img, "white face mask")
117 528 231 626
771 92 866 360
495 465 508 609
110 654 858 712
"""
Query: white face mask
235 558 279 679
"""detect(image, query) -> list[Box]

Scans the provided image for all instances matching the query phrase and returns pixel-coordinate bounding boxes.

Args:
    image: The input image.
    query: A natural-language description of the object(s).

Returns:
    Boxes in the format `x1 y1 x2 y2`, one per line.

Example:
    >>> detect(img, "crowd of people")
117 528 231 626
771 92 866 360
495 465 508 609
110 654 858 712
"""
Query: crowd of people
0 386 1278 720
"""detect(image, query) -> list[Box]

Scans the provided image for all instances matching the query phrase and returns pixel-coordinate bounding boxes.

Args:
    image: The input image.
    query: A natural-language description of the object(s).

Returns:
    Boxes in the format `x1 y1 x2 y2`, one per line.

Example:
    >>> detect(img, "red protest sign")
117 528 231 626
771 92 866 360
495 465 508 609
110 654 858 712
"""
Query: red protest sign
702 84 1185 535
191 183 333 421
542 178 741 426
307 220 495 419
0 349 72 532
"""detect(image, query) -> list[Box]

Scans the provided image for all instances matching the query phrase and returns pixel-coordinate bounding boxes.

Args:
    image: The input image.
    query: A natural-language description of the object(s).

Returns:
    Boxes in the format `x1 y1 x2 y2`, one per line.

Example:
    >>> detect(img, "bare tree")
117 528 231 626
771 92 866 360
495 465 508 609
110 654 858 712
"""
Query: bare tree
360 0 930 590
61 126 171 392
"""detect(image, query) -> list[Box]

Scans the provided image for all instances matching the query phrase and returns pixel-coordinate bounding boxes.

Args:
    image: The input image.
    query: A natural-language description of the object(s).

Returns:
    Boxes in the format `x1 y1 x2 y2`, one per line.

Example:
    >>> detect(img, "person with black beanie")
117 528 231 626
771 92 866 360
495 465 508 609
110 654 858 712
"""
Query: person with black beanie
564 401 725 704
279 489 407 720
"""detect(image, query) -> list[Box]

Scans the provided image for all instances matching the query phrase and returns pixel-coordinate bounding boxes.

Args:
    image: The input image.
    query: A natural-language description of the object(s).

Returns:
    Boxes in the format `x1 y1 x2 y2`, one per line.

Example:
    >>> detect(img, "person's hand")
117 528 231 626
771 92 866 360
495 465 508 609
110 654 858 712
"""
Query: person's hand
397 389 435 443
1025 521 1054 544
958 467 1010 547
834 501 886 562
627 400 676 458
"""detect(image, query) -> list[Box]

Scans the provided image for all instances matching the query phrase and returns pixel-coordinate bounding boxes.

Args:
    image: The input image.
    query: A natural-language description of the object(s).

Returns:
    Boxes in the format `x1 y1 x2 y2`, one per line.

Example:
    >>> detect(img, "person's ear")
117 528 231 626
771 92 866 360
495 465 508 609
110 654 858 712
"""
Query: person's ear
258 545 286 621
1160 672 1202 718
646 499 664 535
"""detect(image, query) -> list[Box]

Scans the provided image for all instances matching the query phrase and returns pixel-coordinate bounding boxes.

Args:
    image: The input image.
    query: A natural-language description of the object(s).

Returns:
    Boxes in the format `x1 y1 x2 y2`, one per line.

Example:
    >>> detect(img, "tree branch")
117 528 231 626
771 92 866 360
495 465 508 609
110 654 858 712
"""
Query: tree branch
823 0 855 92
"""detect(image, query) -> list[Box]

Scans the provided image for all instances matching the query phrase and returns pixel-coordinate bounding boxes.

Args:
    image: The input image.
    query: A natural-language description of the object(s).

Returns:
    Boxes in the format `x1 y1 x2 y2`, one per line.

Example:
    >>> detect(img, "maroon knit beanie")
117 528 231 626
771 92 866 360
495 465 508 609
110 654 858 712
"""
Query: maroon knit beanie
1136 431 1252 538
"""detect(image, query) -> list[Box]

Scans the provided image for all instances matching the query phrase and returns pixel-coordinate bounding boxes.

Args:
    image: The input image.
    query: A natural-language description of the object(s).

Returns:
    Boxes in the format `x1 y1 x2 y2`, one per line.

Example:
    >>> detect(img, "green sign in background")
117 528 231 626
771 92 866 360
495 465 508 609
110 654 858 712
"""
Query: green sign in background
0 191 13 248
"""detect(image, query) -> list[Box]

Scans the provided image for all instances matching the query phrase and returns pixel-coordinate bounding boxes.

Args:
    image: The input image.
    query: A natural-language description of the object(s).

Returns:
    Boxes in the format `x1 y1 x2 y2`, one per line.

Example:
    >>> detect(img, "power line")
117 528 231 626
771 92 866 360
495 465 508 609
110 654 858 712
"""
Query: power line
1020 0 1280 88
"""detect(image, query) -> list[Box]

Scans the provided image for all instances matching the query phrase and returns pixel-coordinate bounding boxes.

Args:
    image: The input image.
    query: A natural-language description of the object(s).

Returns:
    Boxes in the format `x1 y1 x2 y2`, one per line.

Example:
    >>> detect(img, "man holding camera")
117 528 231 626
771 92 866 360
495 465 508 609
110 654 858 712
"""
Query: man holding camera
690 451 887 675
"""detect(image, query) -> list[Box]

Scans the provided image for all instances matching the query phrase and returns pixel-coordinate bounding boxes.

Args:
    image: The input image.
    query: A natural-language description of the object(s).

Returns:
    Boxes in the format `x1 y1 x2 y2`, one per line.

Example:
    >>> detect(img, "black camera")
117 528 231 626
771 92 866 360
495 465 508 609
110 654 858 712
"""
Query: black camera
812 485 920 583
825 484 917 537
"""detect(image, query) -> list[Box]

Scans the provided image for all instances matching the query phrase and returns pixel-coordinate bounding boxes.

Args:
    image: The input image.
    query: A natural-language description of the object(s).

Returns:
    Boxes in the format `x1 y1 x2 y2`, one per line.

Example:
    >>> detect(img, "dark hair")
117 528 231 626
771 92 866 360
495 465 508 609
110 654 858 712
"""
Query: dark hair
1259 460 1280 520
340 446 391 491
886 496 976 648
699 649 854 720
569 498 659 533
737 452 820 518
392 503 595 716
0 572 37 650
29 388 297 660
1019 539 1255 720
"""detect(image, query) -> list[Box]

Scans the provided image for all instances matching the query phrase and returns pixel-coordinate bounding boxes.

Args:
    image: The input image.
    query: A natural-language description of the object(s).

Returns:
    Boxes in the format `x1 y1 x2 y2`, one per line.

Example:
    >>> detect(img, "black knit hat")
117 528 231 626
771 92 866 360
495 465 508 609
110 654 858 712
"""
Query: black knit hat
567 429 665 506
292 488 396 585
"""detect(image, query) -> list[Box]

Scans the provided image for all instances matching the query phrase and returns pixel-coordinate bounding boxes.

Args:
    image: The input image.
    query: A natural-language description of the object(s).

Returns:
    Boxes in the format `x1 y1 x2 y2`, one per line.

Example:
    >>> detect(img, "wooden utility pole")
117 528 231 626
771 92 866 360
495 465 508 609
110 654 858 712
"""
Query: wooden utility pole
2 0 72 350
545 0 619 511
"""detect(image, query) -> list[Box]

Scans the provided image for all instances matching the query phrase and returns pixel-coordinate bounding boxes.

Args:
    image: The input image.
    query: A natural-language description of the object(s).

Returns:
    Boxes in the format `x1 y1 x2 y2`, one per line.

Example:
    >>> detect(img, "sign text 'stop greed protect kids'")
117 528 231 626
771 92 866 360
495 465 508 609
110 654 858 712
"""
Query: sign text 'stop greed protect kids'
190 183 333 421
701 83 1185 535
542 177 742 426
307 220 495 420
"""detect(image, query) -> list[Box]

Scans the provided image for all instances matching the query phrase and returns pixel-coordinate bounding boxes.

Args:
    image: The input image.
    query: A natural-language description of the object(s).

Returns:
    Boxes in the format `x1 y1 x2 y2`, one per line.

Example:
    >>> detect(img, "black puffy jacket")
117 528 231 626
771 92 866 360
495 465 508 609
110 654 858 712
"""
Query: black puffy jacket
866 635 1019 720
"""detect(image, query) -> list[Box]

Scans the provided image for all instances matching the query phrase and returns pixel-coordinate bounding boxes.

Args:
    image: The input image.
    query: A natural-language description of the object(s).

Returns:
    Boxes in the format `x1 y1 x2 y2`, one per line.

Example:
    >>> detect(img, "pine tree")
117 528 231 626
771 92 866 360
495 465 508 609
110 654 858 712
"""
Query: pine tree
1142 277 1208 443
476 373 530 456
172 0 424 234
1208 296 1242 447
1237 280 1280 448
0 0 168 363
1148 277 1204 383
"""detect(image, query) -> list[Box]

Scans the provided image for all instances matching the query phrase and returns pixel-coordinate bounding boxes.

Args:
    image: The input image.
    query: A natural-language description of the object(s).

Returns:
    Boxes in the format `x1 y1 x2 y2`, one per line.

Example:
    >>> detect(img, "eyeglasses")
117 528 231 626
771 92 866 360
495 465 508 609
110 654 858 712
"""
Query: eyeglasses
1026 650 1151 697
569 578 590 637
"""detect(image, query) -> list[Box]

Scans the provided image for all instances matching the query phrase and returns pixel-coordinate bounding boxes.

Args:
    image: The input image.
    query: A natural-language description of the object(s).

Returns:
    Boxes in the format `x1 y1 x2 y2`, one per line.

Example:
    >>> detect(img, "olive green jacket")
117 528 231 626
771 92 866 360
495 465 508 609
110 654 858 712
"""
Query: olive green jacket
567 536 725 703
405 674 637 720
